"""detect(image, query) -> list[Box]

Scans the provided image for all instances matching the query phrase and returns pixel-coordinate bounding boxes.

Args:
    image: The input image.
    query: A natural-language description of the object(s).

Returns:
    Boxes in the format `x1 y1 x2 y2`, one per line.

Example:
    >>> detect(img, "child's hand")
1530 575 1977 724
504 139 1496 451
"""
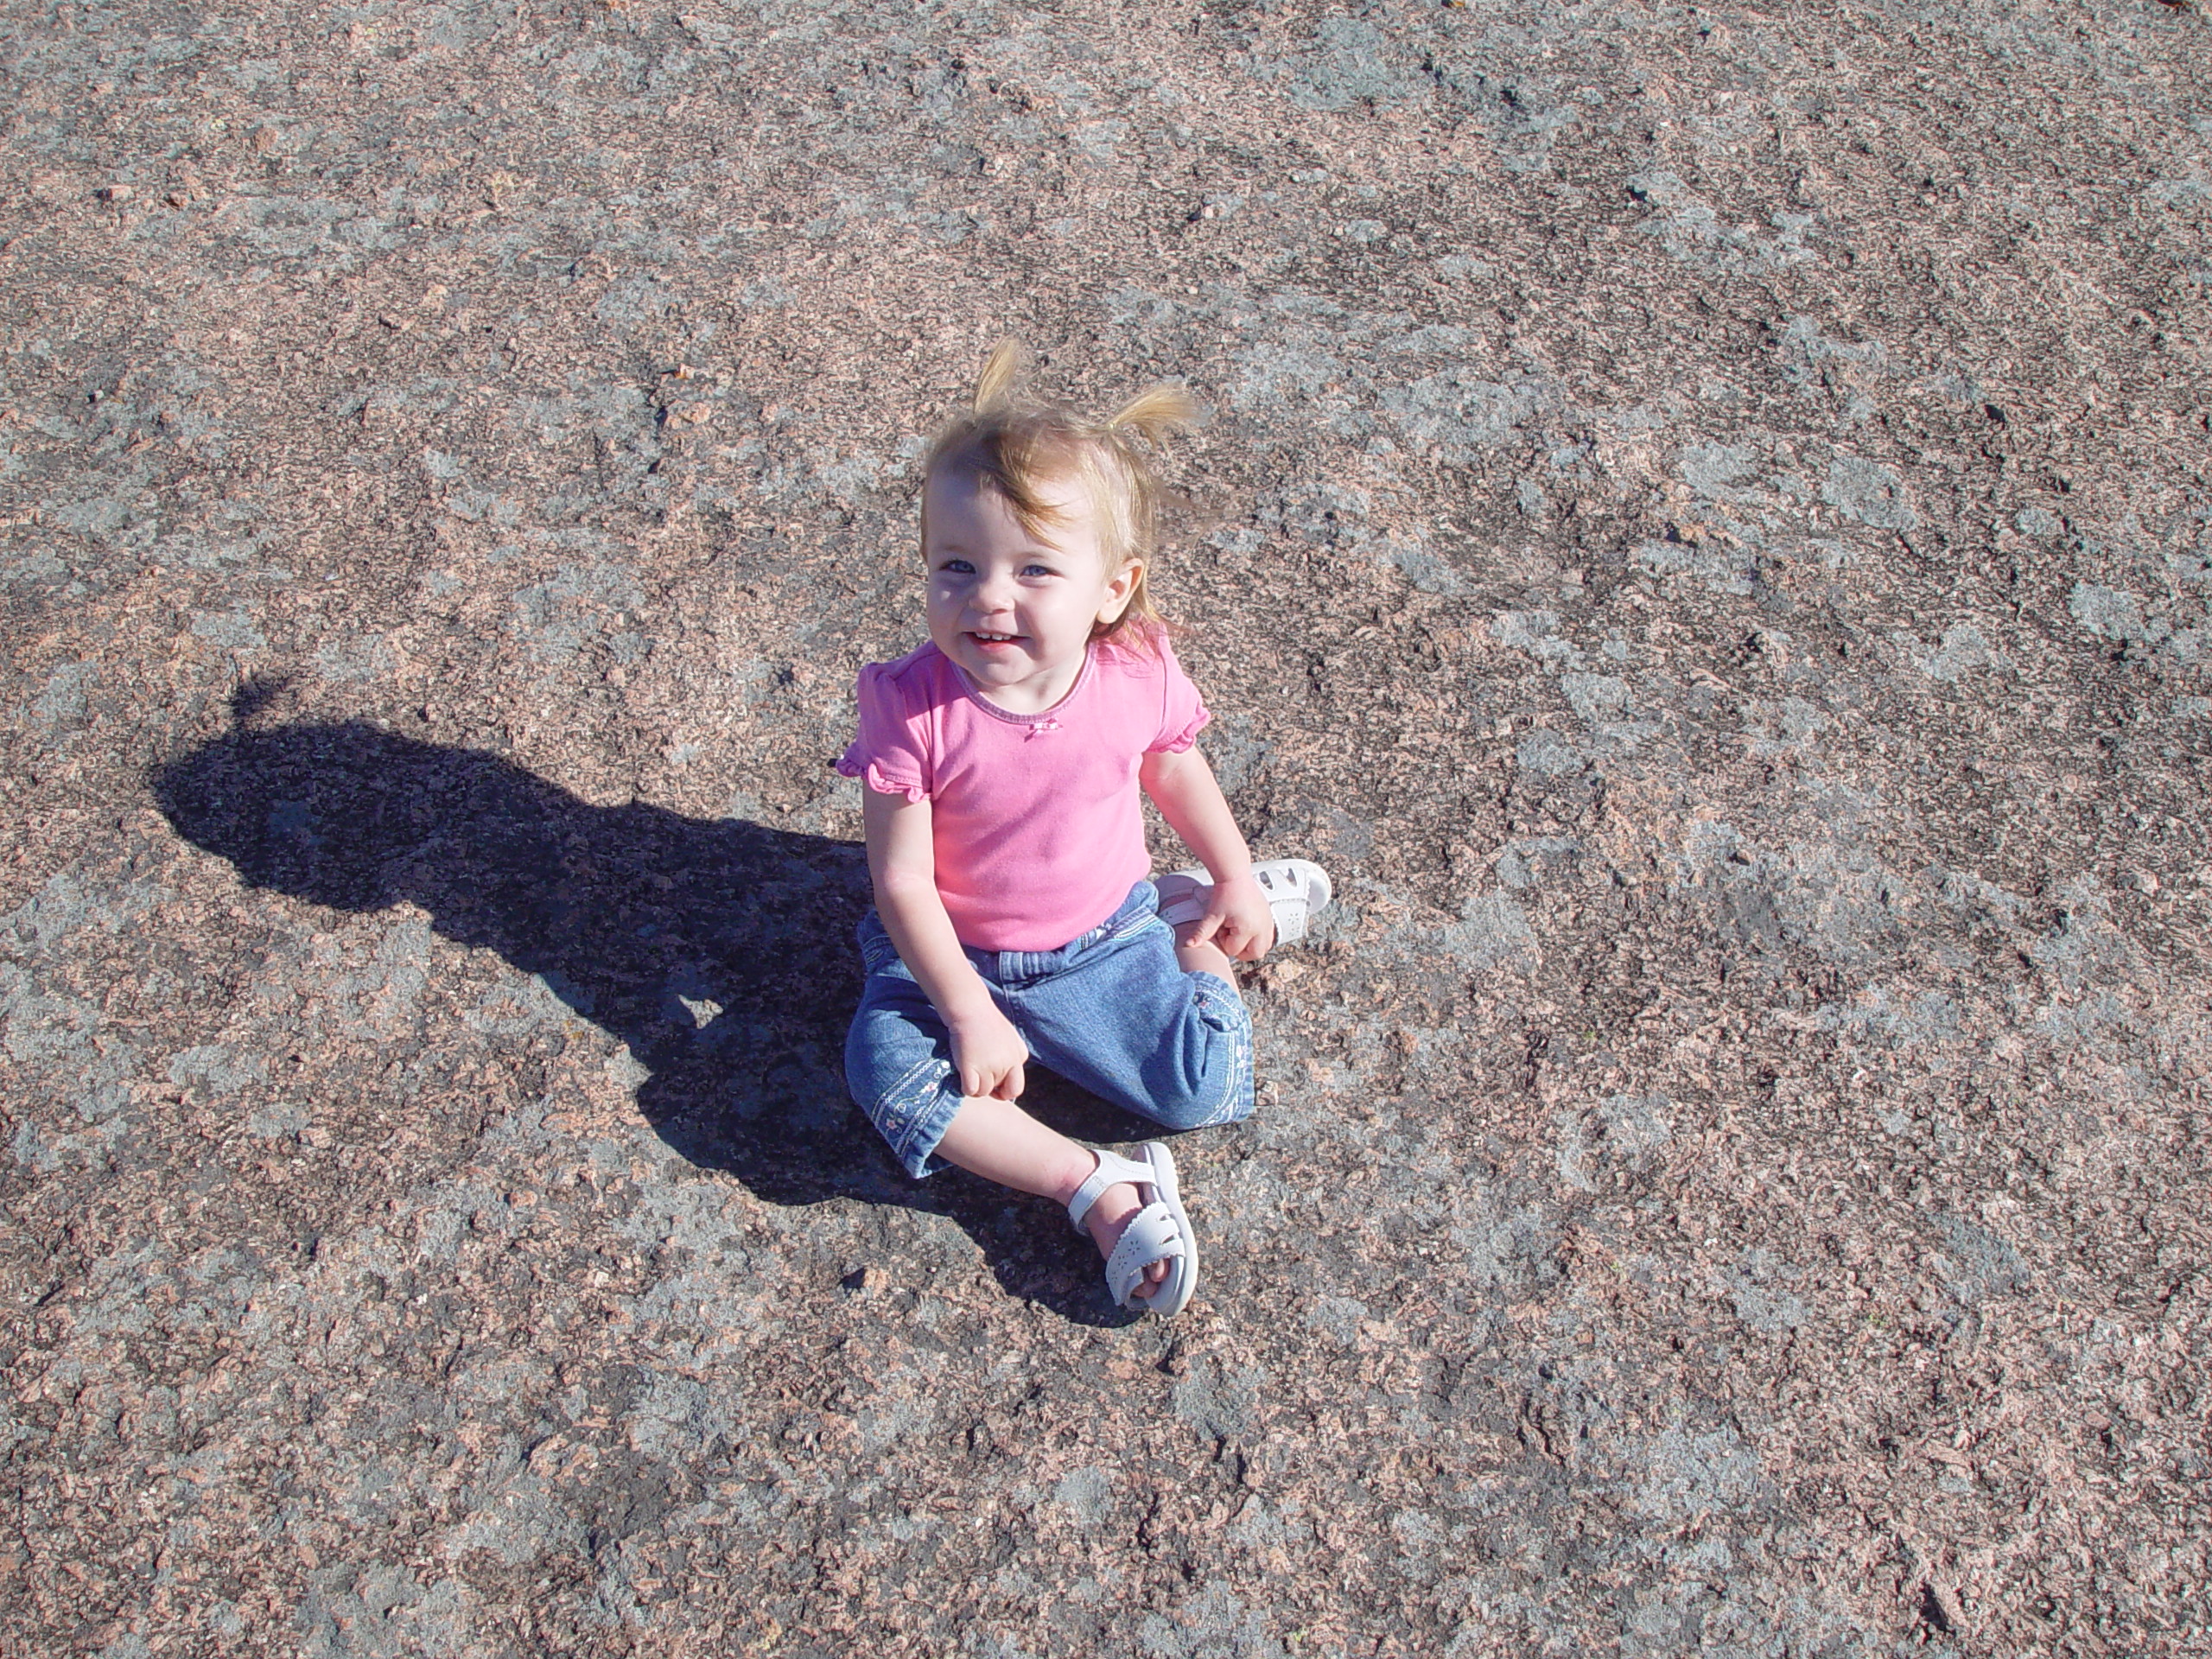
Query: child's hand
948 1003 1029 1102
1188 871 1276 962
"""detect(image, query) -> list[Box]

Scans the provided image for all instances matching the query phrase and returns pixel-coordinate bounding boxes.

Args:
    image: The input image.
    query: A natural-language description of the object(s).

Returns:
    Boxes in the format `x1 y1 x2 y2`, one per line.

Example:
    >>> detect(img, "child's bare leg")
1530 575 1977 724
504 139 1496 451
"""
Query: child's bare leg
1173 920 1238 985
931 1094 1170 1299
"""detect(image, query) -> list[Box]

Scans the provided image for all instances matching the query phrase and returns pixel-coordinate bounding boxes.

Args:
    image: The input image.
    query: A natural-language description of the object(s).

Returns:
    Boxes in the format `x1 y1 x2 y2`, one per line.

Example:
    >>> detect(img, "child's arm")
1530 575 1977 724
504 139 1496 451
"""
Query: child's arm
1140 745 1275 960
861 784 1030 1101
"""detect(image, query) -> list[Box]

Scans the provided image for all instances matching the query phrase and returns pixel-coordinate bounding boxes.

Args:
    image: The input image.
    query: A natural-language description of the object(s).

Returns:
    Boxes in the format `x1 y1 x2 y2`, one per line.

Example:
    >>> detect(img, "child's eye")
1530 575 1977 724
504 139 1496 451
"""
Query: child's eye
1020 563 1055 578
937 558 975 575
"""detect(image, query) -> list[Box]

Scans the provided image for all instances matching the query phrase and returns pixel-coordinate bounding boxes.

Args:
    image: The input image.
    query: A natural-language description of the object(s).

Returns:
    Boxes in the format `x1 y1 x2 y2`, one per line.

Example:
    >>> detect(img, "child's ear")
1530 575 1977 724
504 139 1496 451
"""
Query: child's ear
1096 558 1142 624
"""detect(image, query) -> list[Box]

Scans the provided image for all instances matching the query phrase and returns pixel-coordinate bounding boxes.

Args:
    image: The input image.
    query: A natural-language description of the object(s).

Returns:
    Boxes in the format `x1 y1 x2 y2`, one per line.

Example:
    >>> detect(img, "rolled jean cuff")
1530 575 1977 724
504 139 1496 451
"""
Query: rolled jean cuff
868 1054 965 1179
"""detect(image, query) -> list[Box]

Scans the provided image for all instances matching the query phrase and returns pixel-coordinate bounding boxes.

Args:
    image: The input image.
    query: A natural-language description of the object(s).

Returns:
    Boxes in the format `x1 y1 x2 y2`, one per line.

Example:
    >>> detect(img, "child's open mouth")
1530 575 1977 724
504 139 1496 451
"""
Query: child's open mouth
969 632 1022 650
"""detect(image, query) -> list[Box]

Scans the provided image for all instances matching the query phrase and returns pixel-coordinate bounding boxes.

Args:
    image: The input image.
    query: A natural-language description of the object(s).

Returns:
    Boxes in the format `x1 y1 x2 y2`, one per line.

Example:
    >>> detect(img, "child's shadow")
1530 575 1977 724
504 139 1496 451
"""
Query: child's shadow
150 697 1150 1325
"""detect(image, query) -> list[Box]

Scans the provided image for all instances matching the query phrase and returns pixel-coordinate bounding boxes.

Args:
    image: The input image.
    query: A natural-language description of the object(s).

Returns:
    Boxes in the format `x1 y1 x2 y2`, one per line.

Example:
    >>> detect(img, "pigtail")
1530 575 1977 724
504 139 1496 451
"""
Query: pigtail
1103 383 1198 448
972 338 1027 413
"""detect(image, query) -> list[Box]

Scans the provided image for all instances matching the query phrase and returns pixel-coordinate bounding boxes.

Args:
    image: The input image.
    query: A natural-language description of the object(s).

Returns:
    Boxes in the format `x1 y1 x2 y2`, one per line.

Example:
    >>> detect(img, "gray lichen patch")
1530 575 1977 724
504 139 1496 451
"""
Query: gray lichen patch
1821 455 1918 531
1914 622 1998 683
1627 170 1820 277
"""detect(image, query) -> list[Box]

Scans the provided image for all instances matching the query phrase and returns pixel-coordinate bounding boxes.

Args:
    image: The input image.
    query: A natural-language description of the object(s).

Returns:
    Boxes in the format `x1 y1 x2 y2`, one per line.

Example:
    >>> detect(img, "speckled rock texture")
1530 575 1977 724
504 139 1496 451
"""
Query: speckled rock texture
3 0 2209 1653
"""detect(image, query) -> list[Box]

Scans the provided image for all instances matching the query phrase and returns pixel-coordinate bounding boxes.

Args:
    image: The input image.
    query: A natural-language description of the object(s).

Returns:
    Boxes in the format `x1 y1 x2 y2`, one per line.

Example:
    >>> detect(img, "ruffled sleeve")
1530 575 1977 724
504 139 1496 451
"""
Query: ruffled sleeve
836 660 931 803
1146 635 1213 754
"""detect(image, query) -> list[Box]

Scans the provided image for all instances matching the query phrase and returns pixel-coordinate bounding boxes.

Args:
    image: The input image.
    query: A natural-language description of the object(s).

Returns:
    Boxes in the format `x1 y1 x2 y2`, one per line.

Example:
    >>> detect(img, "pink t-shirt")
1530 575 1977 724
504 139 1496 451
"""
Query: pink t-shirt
836 637 1211 951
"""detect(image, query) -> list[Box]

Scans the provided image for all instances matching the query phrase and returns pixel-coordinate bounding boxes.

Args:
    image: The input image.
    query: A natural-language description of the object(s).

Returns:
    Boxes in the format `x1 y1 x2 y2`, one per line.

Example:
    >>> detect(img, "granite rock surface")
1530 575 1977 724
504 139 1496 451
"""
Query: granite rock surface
3 0 2209 1653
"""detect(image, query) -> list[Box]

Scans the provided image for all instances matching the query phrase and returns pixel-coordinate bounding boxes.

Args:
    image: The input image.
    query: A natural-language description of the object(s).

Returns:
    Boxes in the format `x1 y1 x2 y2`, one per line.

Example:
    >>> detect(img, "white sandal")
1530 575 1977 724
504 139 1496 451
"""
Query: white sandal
1065 1142 1198 1316
1154 858 1333 946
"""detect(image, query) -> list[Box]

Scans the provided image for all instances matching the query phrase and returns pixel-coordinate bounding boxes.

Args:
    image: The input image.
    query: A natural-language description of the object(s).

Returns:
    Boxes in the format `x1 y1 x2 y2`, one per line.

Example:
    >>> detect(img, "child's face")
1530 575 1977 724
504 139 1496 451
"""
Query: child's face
921 467 1137 712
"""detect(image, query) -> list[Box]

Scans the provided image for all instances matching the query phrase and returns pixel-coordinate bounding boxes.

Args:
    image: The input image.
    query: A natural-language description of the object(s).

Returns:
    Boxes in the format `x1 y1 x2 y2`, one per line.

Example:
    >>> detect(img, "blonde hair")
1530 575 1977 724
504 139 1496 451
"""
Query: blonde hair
924 340 1196 648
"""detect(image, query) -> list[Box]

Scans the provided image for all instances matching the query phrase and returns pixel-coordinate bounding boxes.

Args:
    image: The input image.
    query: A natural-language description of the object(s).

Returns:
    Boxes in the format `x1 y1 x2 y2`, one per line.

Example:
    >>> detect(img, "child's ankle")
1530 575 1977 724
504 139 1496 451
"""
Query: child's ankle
1048 1146 1105 1210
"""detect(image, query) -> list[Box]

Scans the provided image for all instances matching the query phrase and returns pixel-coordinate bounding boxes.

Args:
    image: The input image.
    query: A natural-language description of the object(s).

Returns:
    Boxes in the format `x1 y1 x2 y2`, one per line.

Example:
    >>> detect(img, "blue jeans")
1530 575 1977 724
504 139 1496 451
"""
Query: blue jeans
845 881 1255 1178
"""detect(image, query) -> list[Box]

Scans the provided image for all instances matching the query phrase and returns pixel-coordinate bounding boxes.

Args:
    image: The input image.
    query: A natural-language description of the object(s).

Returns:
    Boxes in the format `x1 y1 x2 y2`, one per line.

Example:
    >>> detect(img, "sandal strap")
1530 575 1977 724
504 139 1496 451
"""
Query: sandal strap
1154 861 1330 937
1153 871 1211 925
1104 1201 1188 1308
1066 1147 1155 1232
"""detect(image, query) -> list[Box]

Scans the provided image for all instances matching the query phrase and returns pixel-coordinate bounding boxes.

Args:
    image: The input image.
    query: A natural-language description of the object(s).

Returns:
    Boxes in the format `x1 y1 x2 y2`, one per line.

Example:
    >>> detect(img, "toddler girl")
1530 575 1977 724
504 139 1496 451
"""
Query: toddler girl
837 344 1331 1316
